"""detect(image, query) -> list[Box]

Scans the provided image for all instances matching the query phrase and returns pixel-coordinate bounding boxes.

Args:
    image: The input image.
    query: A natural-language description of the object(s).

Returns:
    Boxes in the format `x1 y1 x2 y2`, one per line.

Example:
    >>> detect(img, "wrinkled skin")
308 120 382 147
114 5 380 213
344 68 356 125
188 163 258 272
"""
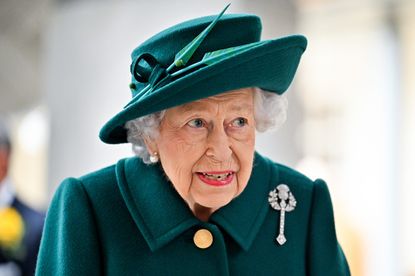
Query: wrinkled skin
146 88 256 221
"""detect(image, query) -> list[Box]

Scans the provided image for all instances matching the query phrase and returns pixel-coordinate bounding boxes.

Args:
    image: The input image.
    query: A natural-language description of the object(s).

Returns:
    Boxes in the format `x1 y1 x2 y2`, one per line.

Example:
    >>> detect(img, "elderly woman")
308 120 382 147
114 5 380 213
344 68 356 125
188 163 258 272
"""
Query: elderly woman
36 6 350 276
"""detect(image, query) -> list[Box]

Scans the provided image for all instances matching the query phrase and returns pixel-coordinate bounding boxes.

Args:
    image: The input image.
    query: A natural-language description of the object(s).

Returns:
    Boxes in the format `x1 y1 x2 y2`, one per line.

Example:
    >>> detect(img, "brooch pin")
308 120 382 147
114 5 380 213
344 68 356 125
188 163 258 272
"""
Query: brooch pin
268 184 297 245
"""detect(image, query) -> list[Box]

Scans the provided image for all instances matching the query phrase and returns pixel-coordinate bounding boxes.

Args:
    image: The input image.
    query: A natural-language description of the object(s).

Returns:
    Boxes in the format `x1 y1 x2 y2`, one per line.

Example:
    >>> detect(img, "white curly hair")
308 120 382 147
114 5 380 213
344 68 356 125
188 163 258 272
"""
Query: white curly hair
125 88 288 164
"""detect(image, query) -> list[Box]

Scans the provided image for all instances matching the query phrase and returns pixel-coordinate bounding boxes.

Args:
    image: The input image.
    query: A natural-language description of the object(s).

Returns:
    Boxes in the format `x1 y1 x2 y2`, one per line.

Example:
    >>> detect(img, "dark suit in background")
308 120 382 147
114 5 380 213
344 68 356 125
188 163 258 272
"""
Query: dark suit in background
0 119 45 276
0 197 44 276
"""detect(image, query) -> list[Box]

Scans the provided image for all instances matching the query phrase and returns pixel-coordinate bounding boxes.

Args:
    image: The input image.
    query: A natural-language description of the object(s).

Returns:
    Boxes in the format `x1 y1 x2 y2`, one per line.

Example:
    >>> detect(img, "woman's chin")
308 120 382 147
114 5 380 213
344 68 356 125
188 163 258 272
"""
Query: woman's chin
190 178 238 209
191 193 234 211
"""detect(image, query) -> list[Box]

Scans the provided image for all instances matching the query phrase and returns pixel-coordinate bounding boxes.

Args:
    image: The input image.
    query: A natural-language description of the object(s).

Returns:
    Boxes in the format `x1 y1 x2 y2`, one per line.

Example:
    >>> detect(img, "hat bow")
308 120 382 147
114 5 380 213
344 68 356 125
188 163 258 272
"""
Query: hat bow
131 53 170 90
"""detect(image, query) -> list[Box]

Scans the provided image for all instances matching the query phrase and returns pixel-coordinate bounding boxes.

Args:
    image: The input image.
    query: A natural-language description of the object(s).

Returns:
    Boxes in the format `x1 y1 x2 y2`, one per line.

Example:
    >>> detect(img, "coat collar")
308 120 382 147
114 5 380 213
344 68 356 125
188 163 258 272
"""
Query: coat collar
116 152 278 252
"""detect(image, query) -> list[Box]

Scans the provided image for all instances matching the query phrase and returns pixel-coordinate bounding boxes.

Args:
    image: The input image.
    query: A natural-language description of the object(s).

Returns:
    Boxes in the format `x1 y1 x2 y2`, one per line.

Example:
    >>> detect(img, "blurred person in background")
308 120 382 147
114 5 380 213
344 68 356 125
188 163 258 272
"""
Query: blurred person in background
0 119 45 276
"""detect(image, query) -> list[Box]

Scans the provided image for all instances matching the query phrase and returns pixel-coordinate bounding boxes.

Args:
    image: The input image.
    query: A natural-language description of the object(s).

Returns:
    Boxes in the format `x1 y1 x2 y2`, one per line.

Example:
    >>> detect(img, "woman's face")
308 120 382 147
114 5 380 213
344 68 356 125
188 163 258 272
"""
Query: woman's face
149 88 256 219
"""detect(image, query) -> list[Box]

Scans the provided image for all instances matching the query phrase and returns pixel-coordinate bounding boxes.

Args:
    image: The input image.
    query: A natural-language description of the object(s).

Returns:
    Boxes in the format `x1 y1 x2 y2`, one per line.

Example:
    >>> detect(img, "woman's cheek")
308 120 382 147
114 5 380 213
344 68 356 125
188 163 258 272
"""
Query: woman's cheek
162 132 204 159
228 127 255 144
178 128 207 145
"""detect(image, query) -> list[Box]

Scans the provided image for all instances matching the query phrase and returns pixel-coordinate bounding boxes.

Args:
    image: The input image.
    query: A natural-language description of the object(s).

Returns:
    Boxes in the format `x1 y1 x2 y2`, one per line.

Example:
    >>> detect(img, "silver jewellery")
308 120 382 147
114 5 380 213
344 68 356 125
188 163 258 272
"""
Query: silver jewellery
268 184 297 245
149 152 159 163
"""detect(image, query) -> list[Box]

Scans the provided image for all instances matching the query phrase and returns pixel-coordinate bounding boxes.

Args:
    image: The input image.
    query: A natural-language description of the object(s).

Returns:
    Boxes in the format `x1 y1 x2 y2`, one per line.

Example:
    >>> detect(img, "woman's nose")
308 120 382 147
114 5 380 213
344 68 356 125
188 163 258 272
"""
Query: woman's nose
205 125 232 161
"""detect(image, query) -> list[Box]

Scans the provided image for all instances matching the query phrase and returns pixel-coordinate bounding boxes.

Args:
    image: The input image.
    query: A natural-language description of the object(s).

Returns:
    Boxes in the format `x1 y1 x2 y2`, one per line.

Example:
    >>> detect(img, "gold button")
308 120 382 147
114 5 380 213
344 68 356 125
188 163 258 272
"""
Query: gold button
193 229 213 249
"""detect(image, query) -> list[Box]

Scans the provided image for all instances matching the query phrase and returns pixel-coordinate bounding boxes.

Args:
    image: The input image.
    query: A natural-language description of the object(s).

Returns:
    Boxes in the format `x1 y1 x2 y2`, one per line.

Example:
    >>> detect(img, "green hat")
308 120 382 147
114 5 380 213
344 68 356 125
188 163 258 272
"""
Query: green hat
99 5 307 144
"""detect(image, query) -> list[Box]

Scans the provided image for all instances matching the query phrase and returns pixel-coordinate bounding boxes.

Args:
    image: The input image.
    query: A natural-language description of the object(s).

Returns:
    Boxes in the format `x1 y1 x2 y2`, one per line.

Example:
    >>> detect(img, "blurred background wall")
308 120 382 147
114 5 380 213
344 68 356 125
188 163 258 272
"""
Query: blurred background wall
0 0 414 275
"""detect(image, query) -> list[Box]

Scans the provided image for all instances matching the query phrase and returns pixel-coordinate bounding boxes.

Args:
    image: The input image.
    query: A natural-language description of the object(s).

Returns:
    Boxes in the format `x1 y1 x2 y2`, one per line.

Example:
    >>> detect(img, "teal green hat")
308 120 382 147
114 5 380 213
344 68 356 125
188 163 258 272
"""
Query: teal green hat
99 5 307 144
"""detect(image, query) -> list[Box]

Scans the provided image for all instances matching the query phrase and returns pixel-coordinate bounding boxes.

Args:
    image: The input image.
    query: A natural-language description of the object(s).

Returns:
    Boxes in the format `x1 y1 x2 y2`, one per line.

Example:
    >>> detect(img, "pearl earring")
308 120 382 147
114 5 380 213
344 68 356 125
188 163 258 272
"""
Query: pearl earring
149 152 159 163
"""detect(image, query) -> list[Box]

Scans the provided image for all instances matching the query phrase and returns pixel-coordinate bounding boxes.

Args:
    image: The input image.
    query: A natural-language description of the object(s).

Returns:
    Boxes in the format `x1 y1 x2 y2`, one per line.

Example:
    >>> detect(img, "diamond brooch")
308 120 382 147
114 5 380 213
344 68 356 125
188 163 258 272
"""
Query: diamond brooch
268 184 297 245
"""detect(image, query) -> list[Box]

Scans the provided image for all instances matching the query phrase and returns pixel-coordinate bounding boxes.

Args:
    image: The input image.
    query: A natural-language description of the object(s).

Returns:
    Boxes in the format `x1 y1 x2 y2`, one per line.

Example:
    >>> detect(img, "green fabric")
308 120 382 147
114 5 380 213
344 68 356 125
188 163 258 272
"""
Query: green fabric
99 12 307 144
36 152 350 275
126 4 231 103
173 4 230 68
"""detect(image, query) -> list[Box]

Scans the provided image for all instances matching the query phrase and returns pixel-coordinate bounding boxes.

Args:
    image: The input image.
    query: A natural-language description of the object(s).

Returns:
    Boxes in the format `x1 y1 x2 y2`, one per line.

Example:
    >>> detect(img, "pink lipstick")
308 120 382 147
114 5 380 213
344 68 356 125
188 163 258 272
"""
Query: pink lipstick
196 171 235 186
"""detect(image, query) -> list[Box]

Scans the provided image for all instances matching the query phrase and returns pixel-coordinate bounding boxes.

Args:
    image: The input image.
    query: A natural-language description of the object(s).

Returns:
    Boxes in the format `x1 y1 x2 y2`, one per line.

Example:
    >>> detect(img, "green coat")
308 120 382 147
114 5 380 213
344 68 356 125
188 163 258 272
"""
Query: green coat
36 152 350 275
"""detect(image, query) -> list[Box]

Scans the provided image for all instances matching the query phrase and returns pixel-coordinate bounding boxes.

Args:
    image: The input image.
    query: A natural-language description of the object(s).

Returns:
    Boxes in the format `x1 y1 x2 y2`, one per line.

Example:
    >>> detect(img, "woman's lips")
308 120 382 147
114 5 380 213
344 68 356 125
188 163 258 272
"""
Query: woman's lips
196 171 235 186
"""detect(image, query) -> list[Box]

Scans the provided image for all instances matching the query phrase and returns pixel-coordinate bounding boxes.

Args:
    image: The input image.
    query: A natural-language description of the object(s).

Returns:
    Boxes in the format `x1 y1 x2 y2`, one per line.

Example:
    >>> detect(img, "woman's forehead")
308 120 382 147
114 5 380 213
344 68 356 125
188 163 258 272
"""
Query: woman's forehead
176 88 254 113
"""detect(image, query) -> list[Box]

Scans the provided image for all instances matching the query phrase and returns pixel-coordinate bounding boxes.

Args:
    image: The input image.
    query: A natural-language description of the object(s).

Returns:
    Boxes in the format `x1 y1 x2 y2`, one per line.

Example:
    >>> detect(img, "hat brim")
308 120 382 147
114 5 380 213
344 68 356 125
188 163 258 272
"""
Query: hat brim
100 35 307 144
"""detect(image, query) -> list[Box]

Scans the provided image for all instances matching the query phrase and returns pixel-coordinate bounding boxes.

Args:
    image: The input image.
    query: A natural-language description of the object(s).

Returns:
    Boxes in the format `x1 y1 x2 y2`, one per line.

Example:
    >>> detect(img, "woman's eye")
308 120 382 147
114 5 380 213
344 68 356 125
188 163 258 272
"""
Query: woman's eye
231 117 247 128
187 118 204 128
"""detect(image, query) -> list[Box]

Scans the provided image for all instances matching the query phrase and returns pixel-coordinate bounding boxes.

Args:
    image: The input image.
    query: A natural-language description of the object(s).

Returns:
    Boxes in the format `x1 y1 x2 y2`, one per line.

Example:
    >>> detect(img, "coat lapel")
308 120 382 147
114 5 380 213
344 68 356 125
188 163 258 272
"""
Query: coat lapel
211 152 277 251
116 152 277 252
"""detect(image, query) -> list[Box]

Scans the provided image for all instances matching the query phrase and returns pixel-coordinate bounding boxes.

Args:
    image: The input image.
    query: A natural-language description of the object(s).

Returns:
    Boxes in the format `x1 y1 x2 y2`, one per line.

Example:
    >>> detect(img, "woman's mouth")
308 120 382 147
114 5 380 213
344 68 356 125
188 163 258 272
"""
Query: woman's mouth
196 171 235 186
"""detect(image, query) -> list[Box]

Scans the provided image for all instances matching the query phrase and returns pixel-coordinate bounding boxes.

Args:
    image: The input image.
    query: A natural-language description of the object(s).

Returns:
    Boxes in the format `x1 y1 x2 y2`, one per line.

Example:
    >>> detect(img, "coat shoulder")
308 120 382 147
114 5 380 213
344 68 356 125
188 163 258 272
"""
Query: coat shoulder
264 156 315 195
78 161 127 208
56 159 128 210
275 162 313 185
78 162 118 187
